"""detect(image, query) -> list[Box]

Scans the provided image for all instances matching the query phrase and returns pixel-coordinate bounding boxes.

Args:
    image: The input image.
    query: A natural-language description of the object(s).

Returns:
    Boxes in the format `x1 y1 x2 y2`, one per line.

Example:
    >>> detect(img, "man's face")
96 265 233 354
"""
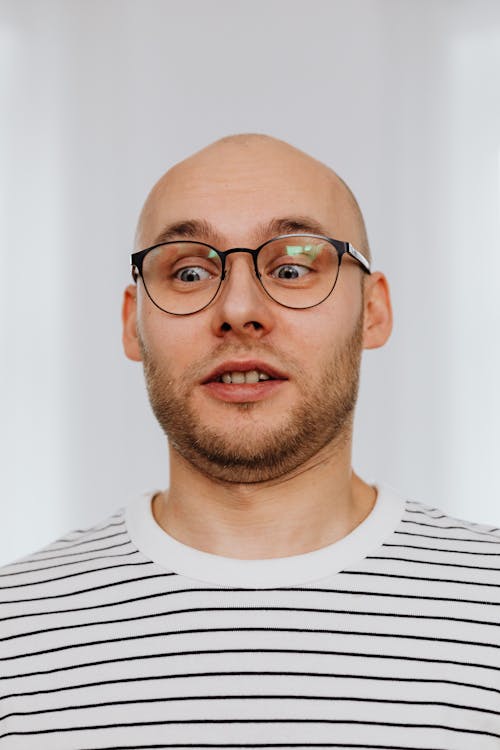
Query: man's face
124 140 370 484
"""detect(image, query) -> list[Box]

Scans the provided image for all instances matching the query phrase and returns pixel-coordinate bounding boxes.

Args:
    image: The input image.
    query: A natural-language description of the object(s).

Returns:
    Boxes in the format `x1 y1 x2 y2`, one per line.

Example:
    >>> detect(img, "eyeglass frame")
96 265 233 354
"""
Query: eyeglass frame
130 232 372 316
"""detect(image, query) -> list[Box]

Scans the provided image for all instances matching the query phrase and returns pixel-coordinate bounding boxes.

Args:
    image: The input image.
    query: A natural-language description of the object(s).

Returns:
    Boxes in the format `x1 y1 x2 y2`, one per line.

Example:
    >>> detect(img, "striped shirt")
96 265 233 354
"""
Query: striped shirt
1 483 500 749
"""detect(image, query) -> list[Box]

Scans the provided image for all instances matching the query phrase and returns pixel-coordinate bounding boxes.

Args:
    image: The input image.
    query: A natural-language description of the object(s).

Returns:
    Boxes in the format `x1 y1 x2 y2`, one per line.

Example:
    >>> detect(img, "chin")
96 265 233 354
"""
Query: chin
170 414 345 486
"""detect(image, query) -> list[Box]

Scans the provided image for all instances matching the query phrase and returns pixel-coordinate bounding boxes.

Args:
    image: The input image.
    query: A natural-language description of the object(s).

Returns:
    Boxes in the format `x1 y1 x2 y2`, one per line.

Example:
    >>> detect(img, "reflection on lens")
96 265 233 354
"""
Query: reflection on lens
258 236 339 308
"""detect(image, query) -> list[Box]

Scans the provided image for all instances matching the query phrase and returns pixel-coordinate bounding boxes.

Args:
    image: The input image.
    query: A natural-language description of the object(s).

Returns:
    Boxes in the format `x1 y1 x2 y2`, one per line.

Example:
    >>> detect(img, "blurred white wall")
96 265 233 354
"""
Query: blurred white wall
1 0 500 564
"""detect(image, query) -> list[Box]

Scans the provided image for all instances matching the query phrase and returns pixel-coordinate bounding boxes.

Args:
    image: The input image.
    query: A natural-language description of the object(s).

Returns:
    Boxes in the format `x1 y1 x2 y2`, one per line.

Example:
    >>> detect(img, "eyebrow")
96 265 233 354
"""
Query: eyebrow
149 215 332 248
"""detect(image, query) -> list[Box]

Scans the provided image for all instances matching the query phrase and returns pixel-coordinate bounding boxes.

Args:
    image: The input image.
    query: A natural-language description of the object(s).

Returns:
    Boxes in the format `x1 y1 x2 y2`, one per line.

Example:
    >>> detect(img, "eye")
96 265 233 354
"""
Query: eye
271 264 311 280
175 266 213 282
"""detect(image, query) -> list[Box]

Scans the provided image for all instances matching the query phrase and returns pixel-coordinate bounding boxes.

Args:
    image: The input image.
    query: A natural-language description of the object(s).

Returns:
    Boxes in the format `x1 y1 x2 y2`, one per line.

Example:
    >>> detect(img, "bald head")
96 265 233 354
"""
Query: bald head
135 133 371 264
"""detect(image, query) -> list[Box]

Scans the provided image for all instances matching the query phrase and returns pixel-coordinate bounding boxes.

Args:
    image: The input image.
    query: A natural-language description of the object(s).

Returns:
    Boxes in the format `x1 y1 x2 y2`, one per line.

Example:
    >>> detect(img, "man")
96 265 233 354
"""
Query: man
1 134 500 749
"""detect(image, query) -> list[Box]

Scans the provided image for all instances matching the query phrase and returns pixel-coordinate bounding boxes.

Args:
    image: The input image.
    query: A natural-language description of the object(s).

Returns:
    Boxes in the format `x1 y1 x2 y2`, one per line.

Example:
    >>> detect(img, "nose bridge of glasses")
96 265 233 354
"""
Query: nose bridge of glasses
220 247 261 281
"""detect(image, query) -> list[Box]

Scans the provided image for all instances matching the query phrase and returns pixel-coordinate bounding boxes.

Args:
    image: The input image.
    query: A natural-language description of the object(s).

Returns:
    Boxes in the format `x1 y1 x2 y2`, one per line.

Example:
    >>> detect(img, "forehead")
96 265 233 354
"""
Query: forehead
138 145 353 248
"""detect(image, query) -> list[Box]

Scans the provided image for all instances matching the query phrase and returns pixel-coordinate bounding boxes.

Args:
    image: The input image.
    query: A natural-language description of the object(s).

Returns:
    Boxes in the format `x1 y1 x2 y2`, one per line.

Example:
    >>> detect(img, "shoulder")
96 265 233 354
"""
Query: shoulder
387 494 500 583
400 496 500 544
0 506 139 596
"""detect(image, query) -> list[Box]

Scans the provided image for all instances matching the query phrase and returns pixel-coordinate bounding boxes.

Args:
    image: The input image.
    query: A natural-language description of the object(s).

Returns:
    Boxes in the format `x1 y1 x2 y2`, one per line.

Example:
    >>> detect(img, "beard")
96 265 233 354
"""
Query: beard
138 307 364 485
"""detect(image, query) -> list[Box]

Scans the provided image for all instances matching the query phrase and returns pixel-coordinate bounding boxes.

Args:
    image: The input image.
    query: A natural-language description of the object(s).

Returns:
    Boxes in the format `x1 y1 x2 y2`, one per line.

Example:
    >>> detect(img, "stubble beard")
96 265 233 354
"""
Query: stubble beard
138 311 364 485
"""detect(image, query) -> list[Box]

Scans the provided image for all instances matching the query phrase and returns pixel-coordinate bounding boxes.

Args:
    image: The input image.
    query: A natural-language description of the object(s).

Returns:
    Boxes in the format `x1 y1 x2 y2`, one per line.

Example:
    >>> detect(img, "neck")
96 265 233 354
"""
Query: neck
152 436 377 559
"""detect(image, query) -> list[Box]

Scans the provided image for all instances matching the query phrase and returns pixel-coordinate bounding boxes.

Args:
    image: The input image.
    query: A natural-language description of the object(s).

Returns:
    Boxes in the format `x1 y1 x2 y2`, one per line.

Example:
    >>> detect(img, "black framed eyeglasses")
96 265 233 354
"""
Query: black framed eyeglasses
130 233 371 316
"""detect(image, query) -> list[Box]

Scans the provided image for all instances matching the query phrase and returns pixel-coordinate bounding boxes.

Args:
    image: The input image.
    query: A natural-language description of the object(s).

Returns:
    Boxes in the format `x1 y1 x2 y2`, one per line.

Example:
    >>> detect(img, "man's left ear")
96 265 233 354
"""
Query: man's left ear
362 271 393 350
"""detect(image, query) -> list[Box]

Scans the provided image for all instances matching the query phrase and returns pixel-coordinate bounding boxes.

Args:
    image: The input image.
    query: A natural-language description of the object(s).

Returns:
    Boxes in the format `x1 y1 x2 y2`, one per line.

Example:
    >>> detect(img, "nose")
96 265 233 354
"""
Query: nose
209 252 276 338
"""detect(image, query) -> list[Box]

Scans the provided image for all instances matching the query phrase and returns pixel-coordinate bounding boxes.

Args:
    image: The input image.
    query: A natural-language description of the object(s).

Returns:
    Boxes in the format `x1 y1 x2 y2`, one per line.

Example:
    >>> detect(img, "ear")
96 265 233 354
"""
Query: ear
362 271 393 350
122 284 143 362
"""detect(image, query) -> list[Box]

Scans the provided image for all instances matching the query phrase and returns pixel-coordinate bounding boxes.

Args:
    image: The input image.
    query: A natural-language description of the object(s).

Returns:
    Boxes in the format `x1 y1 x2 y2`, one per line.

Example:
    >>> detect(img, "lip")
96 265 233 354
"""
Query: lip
201 359 289 384
203 379 286 403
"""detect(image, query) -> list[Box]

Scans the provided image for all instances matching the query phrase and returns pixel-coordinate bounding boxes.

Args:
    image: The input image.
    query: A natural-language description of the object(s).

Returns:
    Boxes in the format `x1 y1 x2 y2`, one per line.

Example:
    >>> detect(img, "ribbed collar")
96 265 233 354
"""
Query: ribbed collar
125 482 405 588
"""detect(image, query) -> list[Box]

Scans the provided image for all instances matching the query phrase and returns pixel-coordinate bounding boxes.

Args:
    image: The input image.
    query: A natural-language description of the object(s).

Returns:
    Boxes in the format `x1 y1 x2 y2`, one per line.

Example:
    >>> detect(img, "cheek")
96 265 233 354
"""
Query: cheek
281 297 359 362
323 283 364 340
138 305 203 374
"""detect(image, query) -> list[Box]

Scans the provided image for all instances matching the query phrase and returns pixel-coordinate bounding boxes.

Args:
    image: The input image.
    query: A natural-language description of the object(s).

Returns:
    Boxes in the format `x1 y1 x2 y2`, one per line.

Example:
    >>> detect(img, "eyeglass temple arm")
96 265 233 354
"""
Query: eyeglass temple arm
347 244 371 274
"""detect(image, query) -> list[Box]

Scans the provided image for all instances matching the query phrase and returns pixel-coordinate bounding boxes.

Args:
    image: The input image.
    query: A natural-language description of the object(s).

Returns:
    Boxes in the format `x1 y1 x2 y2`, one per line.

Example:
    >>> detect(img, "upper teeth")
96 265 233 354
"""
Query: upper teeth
220 370 271 384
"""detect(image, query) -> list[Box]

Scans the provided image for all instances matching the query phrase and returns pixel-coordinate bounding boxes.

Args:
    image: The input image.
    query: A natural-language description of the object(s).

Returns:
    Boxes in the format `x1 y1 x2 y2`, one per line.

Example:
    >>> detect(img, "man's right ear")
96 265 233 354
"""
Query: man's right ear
122 284 143 362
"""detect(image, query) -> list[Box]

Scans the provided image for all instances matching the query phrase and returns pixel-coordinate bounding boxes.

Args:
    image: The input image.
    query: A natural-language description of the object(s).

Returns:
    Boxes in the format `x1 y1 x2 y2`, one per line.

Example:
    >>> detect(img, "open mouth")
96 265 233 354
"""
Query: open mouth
201 362 287 403
202 361 288 386
215 370 274 384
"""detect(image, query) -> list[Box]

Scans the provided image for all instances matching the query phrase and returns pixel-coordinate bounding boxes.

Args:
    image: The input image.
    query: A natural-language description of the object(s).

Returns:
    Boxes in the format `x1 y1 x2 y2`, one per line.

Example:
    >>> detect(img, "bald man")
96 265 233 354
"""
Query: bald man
2 134 500 748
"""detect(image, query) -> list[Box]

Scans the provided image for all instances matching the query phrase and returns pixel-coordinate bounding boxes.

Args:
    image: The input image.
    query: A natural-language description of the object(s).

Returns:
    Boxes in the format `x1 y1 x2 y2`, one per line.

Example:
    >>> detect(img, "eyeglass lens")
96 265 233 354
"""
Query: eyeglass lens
140 236 340 314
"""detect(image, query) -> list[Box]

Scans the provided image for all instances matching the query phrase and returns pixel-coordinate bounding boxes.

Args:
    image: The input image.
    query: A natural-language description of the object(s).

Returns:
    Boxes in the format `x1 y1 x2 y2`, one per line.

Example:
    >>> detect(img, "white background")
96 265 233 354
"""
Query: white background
1 0 500 564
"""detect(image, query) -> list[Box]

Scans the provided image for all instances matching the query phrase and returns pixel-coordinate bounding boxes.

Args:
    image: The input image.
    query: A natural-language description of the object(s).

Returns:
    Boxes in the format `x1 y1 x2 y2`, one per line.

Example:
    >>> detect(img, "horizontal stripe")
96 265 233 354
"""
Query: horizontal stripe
73 745 461 750
3 695 500 722
44 529 128 552
0 572 171 604
2 717 500 740
4 625 500 662
2 489 499 749
7 540 134 565
5 671 498 701
0 560 151 588
394 530 500 543
400 519 500 538
3 604 498 642
0 550 140 577
5 648 500 681
2 585 499 626
366 554 500 571
381 542 500 555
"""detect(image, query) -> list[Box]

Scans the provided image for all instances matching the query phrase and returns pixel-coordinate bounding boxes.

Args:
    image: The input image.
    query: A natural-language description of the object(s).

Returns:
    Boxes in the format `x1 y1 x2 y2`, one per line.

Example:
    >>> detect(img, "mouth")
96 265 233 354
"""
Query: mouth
202 360 288 385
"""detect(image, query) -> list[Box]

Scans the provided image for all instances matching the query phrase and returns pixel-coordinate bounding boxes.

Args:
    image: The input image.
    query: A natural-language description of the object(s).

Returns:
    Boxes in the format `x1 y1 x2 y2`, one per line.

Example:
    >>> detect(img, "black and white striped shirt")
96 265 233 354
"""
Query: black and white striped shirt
1 483 500 749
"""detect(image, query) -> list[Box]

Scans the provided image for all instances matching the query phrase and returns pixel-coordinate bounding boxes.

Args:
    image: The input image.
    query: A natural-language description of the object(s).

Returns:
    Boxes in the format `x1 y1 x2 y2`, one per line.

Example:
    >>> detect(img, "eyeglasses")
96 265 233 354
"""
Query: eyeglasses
130 233 371 316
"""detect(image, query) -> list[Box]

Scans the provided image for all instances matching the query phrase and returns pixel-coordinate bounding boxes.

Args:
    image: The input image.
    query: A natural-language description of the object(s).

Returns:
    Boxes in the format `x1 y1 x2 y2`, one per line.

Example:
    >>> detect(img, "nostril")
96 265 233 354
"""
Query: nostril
220 321 262 333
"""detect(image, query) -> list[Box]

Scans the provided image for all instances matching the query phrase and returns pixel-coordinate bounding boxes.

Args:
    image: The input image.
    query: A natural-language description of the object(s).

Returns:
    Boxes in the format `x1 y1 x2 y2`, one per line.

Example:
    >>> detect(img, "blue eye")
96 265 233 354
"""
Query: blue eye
272 264 310 280
176 267 213 282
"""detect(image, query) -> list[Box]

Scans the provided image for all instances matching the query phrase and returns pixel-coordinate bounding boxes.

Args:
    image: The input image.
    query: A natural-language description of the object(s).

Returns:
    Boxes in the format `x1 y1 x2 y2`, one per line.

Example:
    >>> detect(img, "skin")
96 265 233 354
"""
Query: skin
122 134 392 560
